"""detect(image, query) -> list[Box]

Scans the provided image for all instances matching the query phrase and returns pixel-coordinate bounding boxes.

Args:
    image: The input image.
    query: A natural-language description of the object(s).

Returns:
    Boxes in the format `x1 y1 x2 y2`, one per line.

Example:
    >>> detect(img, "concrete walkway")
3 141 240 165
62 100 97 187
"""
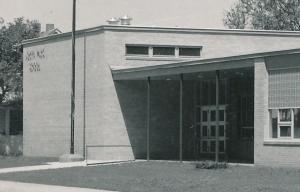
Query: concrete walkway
0 160 137 192
0 180 117 192
0 160 135 174
0 161 86 174
0 161 125 191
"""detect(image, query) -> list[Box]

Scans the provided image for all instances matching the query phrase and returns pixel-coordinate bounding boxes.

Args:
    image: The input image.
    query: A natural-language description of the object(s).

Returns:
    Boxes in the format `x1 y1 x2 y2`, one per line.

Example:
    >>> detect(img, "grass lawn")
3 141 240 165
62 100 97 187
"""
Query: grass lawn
0 156 58 168
0 161 300 192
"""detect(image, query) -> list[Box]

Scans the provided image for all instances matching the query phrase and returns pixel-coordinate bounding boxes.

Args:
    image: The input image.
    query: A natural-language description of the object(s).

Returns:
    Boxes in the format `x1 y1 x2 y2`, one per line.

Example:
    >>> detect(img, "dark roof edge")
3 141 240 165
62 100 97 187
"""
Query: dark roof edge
22 25 300 46
111 48 300 74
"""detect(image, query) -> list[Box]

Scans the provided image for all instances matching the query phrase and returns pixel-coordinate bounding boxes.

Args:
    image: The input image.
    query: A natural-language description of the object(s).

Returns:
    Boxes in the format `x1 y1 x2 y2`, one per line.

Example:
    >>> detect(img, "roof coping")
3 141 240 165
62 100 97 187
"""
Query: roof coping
22 25 300 46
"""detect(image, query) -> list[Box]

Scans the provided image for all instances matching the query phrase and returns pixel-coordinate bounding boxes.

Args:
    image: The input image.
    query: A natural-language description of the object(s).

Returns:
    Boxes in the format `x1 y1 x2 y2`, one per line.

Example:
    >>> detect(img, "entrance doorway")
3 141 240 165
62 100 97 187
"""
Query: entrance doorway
192 69 254 163
199 105 227 154
194 78 228 160
195 104 228 160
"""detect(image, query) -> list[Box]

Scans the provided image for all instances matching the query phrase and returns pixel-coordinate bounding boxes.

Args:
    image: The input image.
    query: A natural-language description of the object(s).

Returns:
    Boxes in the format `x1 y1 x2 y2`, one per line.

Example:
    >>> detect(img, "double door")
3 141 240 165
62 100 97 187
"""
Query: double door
196 105 227 154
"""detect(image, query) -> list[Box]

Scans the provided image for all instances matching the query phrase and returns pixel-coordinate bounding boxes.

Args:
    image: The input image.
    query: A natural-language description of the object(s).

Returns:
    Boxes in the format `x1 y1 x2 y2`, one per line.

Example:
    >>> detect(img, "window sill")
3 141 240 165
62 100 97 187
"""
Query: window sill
125 55 199 61
264 139 300 146
178 55 201 58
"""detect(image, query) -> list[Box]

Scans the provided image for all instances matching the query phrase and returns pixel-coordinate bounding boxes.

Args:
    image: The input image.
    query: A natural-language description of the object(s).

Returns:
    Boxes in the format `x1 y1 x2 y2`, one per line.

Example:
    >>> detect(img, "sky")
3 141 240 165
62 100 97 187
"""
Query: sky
0 0 237 32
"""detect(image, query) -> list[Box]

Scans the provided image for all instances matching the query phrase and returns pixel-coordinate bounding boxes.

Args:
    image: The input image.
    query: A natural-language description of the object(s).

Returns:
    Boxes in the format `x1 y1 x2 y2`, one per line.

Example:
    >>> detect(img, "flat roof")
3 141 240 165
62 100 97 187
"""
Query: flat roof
23 25 300 46
112 48 300 80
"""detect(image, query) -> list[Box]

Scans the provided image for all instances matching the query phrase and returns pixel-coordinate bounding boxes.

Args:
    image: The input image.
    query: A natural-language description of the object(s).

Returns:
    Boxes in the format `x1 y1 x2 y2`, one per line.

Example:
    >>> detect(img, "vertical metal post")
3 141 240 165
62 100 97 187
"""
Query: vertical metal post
179 74 183 162
70 0 76 154
83 32 86 158
215 70 220 163
147 77 151 161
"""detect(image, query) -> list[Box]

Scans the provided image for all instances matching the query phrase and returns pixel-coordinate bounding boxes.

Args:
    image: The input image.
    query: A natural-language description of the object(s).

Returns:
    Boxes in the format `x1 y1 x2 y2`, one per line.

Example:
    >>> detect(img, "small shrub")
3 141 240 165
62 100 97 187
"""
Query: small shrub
195 160 227 169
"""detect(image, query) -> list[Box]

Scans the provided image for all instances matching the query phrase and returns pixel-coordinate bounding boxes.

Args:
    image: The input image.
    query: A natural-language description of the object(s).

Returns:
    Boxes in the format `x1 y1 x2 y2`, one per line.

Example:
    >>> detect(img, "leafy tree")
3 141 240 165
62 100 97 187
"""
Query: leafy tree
0 17 40 103
224 0 300 30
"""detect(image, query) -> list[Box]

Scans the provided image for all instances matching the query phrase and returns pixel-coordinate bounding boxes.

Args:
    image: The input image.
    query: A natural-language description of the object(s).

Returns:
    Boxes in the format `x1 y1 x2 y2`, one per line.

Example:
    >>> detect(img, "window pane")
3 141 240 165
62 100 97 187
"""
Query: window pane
210 126 216 137
210 141 216 152
153 47 175 56
294 109 300 138
219 125 225 137
219 110 225 121
179 47 201 56
279 109 292 122
202 111 208 122
270 109 278 138
280 126 291 137
202 126 208 137
210 110 216 121
219 141 225 152
126 46 148 55
202 141 208 152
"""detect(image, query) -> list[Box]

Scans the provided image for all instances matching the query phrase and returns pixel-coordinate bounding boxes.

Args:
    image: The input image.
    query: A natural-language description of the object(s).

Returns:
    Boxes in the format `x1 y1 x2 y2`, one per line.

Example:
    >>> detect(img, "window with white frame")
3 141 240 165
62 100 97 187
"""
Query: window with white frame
125 44 202 58
179 47 201 57
153 46 175 56
126 45 148 55
268 69 300 140
270 108 300 139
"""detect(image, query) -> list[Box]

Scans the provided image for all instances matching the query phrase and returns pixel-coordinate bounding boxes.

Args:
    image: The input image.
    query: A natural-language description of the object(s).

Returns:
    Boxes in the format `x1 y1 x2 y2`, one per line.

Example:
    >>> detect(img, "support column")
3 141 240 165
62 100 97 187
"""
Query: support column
70 0 76 155
254 58 268 165
215 70 220 163
147 77 151 161
179 74 183 162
